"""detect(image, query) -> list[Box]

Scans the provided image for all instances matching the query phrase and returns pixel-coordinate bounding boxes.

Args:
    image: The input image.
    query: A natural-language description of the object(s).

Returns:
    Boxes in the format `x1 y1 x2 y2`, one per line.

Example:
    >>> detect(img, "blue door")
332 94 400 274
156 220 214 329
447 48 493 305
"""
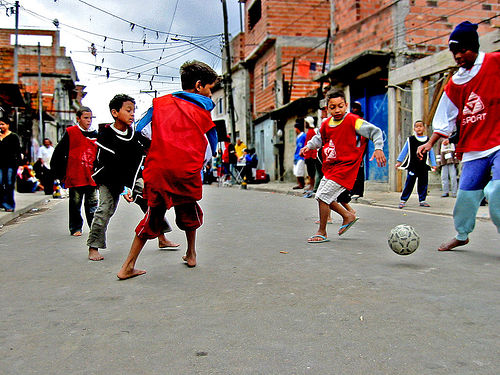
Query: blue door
353 93 388 182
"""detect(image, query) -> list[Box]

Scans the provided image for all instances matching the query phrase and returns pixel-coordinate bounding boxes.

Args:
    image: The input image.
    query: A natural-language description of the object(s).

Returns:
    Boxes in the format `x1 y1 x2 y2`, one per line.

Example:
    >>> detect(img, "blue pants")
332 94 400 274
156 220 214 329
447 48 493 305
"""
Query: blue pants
453 150 500 241
400 170 428 202
0 167 16 211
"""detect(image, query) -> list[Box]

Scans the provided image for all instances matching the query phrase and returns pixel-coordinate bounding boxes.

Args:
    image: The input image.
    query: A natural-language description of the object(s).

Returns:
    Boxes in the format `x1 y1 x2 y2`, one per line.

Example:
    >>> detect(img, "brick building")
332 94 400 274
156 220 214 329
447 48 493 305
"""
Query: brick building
215 0 331 181
0 28 82 160
321 0 499 189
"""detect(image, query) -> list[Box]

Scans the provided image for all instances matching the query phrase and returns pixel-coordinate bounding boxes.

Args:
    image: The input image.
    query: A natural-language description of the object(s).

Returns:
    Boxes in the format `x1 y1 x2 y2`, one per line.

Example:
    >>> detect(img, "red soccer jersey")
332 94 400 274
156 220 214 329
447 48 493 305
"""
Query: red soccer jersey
65 125 97 188
445 52 500 154
320 113 367 190
142 94 215 207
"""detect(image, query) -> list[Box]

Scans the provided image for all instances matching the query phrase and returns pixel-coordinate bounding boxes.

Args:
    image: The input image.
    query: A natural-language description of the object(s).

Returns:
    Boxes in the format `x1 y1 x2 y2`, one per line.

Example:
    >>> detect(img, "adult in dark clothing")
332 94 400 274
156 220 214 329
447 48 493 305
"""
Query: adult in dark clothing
0 119 21 212
51 107 98 236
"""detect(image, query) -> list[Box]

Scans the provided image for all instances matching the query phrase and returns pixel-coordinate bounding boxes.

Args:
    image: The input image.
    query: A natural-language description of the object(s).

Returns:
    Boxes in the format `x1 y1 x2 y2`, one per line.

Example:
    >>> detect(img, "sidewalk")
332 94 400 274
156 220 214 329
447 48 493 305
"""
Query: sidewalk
0 191 52 227
245 181 491 221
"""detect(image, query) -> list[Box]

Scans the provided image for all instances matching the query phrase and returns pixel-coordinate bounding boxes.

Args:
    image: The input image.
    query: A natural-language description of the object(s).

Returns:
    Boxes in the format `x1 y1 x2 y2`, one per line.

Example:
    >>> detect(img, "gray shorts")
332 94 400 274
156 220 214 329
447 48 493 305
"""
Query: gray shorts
315 177 346 204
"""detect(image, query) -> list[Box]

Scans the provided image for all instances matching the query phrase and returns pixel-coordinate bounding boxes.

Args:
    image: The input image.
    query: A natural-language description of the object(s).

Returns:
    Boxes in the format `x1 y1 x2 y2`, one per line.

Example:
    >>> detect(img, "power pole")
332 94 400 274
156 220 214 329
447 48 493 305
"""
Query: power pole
13 1 19 84
38 42 44 141
221 0 236 143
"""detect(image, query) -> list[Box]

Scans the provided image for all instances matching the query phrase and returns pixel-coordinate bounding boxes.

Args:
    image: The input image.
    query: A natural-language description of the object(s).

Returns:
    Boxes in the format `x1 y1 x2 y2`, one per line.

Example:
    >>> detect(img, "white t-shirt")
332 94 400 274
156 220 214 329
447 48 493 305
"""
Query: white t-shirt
37 146 54 169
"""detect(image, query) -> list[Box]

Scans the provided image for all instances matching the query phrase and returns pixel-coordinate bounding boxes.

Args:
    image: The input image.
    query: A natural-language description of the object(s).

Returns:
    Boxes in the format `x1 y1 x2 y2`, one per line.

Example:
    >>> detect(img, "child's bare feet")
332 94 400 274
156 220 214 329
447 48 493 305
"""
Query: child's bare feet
117 268 146 280
72 231 82 237
158 239 180 249
88 247 104 261
438 238 469 251
182 255 196 267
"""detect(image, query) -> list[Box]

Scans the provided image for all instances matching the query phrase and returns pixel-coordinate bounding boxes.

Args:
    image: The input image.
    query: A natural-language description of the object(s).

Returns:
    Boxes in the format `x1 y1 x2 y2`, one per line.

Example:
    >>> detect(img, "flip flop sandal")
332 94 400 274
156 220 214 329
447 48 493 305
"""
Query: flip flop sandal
307 234 330 243
338 218 359 236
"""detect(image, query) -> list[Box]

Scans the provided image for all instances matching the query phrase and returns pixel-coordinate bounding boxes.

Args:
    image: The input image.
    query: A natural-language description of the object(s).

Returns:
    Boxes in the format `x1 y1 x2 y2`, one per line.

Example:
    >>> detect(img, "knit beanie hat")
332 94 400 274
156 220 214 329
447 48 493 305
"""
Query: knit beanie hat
449 21 479 52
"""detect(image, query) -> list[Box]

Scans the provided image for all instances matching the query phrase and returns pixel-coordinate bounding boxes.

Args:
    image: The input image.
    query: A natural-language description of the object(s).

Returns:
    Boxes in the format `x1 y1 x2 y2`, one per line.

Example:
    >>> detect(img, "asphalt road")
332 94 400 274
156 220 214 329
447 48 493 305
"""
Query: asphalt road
1 186 499 374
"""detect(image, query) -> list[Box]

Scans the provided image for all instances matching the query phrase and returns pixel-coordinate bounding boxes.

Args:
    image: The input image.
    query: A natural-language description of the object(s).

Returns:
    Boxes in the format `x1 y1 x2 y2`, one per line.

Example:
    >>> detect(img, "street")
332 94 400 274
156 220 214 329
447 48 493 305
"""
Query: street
1 186 499 374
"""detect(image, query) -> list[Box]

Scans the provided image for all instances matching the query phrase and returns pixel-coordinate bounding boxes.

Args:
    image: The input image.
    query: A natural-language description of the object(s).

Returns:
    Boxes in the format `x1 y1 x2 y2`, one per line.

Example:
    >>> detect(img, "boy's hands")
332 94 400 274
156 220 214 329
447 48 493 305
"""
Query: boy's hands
370 149 386 167
120 187 133 202
299 146 309 157
417 142 432 160
395 161 402 169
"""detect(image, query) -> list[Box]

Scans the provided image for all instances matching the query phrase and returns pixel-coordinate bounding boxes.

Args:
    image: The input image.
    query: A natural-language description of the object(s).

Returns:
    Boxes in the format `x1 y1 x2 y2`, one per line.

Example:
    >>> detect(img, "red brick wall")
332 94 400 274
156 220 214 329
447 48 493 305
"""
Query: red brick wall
333 0 500 62
0 29 73 113
406 0 499 54
253 48 277 116
244 0 330 118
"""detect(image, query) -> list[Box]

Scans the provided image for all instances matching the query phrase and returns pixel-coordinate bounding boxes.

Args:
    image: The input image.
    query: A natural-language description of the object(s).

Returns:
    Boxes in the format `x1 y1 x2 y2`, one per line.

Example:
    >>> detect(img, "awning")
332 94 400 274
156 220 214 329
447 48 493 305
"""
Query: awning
316 50 392 85
0 84 25 107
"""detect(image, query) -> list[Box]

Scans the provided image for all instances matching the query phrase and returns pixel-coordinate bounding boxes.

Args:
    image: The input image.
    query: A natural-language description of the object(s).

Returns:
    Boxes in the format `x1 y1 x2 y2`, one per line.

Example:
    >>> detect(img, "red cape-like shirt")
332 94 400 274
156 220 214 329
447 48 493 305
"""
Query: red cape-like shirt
142 94 215 207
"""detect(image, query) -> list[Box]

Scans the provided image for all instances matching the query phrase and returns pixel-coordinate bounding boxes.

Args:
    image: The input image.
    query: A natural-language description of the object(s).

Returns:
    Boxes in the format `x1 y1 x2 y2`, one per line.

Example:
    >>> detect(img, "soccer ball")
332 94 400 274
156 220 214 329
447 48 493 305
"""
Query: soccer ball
388 224 420 255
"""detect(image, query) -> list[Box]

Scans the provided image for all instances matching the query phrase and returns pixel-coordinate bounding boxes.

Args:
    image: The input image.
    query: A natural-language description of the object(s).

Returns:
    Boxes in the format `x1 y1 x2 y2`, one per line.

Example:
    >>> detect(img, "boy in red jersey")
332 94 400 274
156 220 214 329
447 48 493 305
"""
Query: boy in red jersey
300 89 386 243
417 21 500 251
117 61 219 279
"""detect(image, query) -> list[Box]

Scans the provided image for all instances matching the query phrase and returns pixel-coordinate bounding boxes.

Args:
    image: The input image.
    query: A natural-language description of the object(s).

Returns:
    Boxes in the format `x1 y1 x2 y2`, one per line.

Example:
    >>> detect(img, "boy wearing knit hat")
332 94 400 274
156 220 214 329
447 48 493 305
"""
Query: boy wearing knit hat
417 21 500 251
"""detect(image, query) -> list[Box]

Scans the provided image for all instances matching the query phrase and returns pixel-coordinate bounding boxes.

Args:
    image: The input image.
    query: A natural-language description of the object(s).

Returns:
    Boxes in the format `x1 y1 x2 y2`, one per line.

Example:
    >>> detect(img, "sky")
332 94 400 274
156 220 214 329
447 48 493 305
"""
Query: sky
1 0 243 124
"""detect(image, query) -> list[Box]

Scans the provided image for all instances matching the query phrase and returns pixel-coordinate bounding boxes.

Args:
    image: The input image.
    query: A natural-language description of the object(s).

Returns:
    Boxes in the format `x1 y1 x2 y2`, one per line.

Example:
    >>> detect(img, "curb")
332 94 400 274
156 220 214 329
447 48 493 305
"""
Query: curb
0 197 51 227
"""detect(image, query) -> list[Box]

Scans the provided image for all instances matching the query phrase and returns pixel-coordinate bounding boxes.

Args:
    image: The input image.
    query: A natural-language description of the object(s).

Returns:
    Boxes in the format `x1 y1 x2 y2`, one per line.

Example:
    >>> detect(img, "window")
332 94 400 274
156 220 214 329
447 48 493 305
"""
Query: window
248 0 262 31
218 97 224 114
263 62 268 90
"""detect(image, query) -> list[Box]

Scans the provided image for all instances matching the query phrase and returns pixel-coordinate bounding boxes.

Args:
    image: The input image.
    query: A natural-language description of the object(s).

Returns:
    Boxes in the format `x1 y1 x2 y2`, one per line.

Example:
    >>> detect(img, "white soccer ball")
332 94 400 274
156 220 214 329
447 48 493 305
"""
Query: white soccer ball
388 224 420 255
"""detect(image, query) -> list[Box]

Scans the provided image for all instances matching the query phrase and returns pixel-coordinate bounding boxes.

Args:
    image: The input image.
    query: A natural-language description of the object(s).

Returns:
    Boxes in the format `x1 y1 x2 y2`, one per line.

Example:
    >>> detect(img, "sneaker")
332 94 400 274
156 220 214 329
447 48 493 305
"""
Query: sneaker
441 193 449 197
304 191 314 198
451 193 457 198
399 201 406 209
292 185 304 190
420 201 430 207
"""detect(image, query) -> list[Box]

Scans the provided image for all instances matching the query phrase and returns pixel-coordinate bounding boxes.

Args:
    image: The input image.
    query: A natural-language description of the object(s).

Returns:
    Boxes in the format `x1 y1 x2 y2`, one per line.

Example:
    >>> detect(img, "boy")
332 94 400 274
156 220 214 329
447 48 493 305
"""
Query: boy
86 95 148 261
417 21 500 251
293 121 306 189
117 60 219 279
51 107 98 237
300 89 386 243
395 120 437 208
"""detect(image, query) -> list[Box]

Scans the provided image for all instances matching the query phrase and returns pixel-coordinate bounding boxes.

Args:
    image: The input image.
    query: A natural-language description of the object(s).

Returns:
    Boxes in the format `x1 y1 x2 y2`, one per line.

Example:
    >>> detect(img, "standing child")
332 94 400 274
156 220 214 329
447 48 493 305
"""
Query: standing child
300 89 386 243
117 60 219 279
395 120 437 208
438 138 459 197
86 94 148 261
50 107 98 237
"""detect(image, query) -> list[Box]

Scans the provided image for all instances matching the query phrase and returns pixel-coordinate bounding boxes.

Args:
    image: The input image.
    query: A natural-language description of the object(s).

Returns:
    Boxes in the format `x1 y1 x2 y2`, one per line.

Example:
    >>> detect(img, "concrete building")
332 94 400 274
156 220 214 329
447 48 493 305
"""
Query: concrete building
0 28 83 160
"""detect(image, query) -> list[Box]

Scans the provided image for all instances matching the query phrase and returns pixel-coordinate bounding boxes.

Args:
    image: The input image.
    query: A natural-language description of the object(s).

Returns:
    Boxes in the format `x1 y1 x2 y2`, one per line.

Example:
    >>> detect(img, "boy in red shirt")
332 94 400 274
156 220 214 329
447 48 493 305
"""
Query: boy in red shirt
300 89 386 243
117 61 219 279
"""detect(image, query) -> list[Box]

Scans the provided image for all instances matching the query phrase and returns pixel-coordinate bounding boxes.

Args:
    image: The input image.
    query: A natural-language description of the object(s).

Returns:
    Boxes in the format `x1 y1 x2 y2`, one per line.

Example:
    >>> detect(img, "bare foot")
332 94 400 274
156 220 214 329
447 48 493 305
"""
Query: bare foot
72 231 82 237
315 219 333 224
182 255 197 268
438 238 469 251
117 268 146 280
158 239 180 249
88 248 104 261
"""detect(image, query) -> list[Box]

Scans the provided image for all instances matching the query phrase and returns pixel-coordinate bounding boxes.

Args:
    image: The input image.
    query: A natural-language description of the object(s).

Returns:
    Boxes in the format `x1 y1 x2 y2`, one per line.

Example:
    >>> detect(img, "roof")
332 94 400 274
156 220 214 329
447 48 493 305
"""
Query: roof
315 50 392 85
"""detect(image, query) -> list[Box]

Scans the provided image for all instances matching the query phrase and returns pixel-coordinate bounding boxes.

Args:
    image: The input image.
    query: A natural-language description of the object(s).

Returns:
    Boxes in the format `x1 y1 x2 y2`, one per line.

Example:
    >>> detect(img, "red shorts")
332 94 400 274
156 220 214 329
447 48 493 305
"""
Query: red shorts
135 194 203 239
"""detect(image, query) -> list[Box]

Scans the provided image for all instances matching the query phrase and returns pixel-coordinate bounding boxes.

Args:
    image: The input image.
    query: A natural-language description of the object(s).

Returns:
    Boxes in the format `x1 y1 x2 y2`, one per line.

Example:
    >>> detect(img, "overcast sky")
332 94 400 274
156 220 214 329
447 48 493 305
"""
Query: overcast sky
2 0 243 124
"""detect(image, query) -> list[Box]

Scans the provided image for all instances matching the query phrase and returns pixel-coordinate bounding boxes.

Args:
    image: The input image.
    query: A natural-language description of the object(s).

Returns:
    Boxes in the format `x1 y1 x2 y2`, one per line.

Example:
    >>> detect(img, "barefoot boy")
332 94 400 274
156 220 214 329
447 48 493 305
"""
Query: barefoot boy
417 21 500 251
300 89 386 243
117 60 219 279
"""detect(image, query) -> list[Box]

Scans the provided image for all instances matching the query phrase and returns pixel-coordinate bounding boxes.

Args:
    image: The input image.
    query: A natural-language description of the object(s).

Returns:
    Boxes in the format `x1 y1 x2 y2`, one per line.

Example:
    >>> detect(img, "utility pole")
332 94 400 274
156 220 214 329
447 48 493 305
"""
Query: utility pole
13 1 19 84
221 0 236 143
140 89 157 98
38 42 44 141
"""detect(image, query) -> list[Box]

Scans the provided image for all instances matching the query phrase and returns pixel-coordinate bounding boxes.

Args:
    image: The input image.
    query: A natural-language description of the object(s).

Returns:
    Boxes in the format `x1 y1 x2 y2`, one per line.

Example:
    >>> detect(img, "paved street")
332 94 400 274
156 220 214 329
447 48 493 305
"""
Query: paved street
1 186 499 374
